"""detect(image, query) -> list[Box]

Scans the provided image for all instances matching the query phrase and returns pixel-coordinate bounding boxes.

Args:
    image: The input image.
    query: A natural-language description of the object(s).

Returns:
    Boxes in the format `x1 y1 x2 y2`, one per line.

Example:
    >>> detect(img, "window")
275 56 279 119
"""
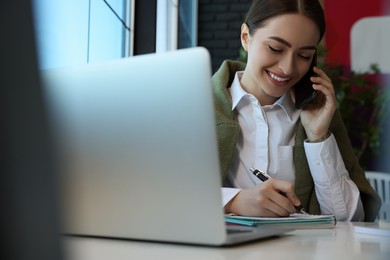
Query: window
32 0 197 69
156 0 198 53
32 0 131 69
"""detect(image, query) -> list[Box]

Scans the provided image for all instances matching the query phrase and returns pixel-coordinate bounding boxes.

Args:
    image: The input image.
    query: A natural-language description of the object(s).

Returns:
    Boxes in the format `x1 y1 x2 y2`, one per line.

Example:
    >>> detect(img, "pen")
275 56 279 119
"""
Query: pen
250 167 309 215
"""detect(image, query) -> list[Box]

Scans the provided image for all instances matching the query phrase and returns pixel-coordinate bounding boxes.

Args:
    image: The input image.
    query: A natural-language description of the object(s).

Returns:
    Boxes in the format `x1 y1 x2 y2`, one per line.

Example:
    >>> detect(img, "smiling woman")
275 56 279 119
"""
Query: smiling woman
212 0 381 222
239 14 319 104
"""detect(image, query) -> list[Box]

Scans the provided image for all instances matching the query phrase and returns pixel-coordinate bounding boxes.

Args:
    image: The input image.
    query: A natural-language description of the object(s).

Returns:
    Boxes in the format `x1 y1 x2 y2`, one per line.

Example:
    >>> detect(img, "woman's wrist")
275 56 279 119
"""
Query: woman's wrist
306 131 331 143
224 199 233 213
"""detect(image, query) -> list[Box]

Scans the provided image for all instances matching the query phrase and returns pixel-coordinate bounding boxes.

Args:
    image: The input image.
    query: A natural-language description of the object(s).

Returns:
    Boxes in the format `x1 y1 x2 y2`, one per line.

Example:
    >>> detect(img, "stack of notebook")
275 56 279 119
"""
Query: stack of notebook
225 213 336 229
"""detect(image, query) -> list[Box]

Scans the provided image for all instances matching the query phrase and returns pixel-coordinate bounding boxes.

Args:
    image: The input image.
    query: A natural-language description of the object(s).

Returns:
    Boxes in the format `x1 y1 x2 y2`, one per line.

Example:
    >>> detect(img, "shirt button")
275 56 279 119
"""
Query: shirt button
326 159 332 165
314 160 320 166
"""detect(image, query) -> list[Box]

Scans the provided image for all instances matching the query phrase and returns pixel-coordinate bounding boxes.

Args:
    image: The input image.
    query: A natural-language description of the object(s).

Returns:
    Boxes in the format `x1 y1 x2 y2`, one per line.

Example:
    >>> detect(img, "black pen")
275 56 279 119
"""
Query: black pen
250 167 309 215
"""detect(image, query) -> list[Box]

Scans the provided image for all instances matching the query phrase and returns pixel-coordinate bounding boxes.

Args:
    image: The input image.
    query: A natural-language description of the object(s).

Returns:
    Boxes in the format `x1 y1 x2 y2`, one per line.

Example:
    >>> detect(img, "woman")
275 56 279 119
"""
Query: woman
212 0 381 221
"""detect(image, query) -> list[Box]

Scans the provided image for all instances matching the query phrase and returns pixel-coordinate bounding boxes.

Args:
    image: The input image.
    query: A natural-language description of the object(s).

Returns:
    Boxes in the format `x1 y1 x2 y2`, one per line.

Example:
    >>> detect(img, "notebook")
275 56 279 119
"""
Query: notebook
225 213 336 229
41 47 291 246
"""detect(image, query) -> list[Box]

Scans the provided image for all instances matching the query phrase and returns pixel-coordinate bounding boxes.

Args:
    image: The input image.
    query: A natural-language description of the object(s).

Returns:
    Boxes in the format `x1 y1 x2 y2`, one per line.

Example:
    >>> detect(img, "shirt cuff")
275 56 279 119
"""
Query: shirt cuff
221 187 241 207
303 133 347 183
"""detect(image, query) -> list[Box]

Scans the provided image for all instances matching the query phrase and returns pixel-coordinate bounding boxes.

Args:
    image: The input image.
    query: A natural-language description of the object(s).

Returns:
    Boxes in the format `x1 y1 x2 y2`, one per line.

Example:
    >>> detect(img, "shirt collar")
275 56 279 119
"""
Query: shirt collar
274 91 296 121
229 71 296 121
229 71 248 110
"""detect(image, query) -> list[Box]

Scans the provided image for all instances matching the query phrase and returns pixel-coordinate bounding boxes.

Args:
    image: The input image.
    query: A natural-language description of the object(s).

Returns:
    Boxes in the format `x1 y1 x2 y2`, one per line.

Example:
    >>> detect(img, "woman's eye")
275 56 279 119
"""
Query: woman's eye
299 54 311 60
268 45 282 53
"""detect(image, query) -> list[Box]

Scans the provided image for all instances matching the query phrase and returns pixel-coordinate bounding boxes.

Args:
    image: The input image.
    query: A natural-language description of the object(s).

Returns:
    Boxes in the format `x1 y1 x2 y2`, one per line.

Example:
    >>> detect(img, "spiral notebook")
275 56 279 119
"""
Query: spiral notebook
225 213 336 229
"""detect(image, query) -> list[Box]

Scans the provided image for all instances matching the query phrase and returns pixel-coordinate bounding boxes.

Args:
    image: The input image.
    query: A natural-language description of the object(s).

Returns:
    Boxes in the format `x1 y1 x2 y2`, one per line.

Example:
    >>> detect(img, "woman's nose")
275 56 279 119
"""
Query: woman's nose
279 55 295 76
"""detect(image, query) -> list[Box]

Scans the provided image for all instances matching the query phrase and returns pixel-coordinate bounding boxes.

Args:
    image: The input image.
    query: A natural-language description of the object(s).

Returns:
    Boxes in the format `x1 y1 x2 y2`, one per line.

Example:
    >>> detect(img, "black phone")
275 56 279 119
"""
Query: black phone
294 53 317 109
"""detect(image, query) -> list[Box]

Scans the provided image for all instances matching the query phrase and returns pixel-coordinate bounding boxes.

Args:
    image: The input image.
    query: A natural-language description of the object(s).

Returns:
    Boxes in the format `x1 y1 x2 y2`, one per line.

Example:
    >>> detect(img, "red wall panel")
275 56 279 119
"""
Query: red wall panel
324 0 388 67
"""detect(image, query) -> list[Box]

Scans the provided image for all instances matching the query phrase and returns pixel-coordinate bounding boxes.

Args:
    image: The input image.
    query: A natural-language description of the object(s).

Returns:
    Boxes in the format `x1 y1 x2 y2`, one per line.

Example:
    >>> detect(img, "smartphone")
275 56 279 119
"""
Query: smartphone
294 53 317 109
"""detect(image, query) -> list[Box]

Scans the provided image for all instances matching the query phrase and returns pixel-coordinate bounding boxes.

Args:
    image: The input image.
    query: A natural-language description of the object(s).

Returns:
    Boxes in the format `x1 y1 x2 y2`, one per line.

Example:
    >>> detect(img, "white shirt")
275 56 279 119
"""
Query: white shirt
222 72 364 221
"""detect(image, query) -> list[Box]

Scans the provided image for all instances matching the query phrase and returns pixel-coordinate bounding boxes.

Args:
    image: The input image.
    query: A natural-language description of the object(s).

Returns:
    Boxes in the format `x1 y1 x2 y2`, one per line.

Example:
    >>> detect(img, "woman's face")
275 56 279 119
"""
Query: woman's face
240 14 320 105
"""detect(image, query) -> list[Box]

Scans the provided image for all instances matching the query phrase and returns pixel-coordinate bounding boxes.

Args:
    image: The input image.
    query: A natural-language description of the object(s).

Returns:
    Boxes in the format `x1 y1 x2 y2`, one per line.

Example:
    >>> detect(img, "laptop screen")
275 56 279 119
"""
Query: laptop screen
42 48 230 245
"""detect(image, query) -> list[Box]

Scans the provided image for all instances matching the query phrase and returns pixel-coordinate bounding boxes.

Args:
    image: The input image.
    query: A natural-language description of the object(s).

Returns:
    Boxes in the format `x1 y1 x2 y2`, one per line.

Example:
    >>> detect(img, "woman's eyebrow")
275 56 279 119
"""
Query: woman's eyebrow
268 36 317 50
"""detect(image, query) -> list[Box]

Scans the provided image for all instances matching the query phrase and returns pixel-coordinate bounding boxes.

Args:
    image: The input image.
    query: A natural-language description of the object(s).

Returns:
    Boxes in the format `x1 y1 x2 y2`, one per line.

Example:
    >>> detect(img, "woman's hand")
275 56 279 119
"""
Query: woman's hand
224 179 302 217
300 66 336 141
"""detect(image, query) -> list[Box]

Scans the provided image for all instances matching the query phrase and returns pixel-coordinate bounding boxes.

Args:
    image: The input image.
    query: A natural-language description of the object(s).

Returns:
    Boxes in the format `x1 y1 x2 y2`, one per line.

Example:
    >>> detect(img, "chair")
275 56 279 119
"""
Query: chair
365 171 390 221
351 16 390 73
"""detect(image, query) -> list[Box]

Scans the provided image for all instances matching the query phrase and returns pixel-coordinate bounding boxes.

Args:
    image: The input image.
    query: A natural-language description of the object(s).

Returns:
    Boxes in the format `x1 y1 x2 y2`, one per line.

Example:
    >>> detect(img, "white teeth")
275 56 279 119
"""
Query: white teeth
269 72 290 82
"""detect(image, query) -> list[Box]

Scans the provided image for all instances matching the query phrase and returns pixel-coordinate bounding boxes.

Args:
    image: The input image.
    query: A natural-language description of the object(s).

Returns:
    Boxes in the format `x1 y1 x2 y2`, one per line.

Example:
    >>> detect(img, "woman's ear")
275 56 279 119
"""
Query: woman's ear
241 23 250 52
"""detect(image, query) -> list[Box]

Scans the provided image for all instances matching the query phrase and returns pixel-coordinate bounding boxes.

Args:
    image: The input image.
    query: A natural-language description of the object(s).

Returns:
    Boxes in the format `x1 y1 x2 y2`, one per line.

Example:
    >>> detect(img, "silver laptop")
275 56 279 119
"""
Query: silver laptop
41 47 290 246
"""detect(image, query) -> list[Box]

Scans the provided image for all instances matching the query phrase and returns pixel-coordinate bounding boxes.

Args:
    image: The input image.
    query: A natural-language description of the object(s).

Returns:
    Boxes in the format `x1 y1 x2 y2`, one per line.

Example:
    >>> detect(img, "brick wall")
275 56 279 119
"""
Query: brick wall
198 0 251 73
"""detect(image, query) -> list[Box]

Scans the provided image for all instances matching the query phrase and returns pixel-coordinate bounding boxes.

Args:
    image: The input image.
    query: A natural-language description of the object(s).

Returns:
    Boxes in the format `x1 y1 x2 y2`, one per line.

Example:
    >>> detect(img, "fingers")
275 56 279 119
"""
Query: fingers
313 66 331 82
267 180 301 211
305 67 336 113
228 179 301 217
311 67 335 99
262 193 296 216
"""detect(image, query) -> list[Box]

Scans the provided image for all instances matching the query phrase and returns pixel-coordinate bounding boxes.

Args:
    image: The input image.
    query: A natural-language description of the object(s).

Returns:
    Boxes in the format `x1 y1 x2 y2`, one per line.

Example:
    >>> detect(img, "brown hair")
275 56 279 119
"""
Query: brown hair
245 0 326 43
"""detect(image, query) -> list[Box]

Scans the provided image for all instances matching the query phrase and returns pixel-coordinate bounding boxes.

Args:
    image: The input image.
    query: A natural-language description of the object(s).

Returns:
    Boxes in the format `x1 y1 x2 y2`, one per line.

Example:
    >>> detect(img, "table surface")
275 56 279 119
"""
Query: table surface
63 222 390 260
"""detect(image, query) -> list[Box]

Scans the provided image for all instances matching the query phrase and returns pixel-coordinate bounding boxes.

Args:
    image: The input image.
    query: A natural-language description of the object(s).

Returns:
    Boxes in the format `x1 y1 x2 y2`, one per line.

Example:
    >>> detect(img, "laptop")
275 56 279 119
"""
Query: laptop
41 47 290 246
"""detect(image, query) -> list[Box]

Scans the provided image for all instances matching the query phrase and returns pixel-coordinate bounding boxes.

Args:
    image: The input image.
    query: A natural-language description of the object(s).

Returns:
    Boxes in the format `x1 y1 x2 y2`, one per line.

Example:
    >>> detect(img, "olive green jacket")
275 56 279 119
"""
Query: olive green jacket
212 60 381 222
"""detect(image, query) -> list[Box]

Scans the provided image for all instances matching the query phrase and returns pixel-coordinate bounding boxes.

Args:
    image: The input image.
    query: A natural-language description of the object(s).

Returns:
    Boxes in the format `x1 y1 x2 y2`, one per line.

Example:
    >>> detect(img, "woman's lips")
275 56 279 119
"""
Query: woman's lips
267 70 292 87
